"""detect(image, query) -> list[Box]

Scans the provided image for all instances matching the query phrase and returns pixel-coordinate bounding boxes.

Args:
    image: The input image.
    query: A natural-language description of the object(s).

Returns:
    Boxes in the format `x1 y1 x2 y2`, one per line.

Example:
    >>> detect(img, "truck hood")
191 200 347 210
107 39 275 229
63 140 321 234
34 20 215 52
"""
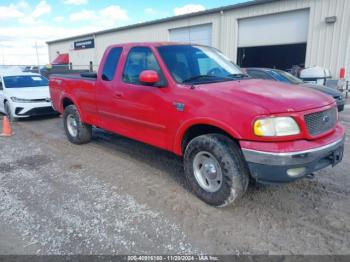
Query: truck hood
197 79 335 114
5 86 50 100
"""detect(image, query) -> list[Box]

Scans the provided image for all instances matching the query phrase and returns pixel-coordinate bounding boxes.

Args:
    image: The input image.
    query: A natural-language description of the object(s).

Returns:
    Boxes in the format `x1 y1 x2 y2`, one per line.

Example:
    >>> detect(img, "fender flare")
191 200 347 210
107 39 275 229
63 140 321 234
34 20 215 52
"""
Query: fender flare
60 94 86 122
173 117 242 155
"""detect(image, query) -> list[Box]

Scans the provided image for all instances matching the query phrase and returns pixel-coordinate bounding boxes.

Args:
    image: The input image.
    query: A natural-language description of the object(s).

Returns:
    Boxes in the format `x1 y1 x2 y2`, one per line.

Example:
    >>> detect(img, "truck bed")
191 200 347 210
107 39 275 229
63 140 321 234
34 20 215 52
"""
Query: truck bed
50 72 97 80
49 73 97 114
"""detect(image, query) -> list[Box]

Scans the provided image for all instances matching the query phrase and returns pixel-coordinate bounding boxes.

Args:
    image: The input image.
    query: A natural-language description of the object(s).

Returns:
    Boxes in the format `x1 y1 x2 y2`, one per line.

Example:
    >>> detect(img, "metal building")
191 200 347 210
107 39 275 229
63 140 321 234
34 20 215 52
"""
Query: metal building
47 0 350 79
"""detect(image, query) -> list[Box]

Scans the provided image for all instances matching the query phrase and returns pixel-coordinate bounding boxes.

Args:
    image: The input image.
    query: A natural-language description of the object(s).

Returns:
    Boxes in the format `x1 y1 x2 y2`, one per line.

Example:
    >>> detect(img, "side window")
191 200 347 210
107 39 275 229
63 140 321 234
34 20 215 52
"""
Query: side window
123 47 163 85
0 78 3 90
247 70 273 80
161 52 191 83
197 54 220 75
102 47 123 81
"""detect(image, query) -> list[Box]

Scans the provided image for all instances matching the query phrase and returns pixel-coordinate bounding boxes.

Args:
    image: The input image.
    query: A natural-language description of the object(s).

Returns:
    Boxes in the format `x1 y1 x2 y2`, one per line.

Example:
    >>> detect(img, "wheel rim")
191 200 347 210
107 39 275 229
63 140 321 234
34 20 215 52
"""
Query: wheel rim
193 151 223 193
67 114 78 137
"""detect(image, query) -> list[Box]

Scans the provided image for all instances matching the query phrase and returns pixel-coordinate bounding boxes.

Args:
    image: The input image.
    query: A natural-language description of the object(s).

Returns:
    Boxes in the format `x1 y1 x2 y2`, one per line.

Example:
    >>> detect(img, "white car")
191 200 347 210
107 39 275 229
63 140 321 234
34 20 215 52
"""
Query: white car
0 72 56 121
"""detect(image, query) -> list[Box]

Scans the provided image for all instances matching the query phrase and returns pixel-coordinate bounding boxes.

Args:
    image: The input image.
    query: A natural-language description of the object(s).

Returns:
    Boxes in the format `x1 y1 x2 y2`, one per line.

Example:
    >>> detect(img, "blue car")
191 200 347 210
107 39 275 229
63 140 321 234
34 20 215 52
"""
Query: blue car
244 68 345 112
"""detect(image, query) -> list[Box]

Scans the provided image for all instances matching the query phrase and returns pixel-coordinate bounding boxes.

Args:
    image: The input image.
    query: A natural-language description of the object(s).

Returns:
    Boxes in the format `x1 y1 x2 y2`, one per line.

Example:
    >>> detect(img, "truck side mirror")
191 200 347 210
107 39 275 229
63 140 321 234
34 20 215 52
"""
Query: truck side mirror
139 70 160 86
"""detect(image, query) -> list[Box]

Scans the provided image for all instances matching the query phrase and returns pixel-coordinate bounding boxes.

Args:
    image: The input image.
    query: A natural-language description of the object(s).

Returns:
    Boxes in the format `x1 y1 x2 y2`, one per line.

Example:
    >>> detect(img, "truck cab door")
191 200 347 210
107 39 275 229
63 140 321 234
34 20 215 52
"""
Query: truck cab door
95 47 124 129
97 46 172 150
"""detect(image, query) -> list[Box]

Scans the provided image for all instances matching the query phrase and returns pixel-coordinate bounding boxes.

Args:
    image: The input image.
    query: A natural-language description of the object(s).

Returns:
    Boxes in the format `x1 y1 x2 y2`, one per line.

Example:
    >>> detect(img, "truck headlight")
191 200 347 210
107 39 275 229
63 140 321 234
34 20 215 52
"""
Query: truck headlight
11 97 34 103
254 117 300 137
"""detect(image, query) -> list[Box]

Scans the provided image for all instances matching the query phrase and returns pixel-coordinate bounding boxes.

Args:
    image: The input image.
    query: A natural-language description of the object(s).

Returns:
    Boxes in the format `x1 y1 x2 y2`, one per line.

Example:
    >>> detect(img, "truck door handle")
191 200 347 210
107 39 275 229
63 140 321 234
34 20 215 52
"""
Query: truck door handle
113 92 123 99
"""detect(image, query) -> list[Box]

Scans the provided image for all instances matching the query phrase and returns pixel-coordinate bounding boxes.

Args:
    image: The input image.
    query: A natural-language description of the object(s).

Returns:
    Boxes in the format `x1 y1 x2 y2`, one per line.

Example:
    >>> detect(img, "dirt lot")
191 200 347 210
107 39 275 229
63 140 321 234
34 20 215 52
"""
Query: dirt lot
0 105 349 255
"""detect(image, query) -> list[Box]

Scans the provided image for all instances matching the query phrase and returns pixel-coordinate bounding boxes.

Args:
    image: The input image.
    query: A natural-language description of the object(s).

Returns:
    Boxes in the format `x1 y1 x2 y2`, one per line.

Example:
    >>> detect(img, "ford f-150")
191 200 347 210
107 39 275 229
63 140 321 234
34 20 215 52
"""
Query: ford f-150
49 42 345 207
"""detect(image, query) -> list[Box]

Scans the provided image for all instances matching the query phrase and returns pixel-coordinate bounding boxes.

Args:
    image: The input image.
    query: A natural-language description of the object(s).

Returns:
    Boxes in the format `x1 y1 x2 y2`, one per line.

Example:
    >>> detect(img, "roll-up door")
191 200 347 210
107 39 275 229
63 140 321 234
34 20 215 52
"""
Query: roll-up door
238 9 309 48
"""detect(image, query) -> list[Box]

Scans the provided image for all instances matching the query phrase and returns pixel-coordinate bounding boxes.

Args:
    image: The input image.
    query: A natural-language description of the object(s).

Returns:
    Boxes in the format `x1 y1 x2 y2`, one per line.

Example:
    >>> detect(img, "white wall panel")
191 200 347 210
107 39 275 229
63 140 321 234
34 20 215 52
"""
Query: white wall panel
169 24 212 46
345 35 350 80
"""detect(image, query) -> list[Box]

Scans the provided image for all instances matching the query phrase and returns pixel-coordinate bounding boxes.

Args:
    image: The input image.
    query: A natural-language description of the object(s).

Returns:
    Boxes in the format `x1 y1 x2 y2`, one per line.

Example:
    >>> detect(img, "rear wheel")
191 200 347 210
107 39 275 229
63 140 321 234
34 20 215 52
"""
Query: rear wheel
184 134 249 207
4 101 16 122
63 105 92 144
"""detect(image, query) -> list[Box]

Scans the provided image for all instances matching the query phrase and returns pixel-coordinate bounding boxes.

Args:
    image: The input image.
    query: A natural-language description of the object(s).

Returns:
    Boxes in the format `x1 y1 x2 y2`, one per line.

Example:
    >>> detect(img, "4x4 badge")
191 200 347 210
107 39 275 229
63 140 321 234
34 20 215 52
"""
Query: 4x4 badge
173 102 185 112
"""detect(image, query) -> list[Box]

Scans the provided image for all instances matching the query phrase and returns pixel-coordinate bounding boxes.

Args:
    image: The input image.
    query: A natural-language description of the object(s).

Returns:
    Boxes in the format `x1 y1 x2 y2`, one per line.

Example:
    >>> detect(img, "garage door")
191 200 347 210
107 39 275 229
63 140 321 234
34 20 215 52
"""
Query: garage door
238 9 309 47
169 24 212 46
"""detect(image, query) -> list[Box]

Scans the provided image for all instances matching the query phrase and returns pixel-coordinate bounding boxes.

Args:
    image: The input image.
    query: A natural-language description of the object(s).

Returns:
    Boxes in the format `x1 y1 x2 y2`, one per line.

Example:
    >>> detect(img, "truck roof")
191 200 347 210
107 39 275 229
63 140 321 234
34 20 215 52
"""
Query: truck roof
107 42 207 49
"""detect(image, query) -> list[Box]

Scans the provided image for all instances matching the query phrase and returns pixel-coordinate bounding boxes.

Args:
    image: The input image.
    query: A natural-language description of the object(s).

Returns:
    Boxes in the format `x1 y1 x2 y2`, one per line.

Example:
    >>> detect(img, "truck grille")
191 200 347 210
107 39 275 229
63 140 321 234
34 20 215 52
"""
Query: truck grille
304 107 337 136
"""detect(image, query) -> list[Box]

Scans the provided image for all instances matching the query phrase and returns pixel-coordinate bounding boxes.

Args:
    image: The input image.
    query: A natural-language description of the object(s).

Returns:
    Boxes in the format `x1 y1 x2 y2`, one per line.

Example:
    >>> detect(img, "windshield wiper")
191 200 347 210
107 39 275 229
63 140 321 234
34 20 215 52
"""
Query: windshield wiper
183 75 233 83
227 73 250 78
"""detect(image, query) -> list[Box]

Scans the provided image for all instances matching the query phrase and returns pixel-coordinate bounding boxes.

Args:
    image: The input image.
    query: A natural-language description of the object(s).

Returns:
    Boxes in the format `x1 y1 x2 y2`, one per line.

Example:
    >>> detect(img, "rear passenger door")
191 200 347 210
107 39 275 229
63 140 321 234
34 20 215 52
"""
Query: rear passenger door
95 47 123 130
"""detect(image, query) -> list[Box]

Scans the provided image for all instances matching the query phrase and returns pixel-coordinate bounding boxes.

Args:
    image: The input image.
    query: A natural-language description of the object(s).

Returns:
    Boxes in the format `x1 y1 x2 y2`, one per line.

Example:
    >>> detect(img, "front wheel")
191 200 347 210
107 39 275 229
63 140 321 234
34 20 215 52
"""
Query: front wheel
63 105 92 144
184 134 249 207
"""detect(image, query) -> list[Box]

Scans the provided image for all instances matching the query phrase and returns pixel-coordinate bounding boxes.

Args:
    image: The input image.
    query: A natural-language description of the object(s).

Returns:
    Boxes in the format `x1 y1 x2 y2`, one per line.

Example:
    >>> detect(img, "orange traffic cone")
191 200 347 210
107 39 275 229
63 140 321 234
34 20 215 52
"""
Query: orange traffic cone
0 116 14 137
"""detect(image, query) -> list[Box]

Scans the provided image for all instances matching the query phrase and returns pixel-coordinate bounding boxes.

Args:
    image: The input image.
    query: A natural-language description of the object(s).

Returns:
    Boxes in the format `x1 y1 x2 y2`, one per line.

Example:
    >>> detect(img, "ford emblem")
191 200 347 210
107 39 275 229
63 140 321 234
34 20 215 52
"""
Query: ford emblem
322 115 330 123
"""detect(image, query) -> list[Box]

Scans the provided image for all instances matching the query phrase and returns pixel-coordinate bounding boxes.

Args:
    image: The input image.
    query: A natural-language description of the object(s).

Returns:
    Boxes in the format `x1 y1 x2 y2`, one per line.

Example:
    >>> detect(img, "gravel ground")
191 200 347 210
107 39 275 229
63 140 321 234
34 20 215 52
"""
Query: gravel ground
0 105 349 255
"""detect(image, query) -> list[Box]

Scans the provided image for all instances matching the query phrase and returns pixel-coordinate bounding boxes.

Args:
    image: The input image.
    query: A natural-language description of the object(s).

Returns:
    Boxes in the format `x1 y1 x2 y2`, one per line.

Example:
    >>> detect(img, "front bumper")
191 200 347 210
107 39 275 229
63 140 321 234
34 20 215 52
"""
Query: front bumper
241 136 345 184
12 101 56 118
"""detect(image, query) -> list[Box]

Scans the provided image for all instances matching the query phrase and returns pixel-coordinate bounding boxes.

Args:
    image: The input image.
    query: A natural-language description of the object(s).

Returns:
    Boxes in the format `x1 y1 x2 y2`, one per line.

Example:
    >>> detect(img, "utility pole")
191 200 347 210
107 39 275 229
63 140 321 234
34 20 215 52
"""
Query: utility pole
1 44 4 65
35 42 40 73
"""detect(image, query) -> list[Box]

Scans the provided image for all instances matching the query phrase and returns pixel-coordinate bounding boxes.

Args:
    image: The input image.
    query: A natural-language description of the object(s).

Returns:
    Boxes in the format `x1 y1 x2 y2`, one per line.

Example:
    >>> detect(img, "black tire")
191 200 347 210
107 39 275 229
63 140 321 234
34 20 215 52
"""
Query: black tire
4 101 17 122
184 134 249 207
63 104 92 144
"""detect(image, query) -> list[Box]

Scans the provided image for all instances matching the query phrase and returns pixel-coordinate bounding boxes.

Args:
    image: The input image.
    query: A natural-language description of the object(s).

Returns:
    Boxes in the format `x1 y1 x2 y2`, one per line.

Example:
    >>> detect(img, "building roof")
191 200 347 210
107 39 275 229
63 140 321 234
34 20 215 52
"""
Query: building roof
47 0 280 44
52 53 69 64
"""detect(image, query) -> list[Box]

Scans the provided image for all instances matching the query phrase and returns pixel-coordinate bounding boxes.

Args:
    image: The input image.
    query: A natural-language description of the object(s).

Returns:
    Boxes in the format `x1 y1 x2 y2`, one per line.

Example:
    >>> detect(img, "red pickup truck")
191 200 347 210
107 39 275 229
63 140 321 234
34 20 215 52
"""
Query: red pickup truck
49 42 345 207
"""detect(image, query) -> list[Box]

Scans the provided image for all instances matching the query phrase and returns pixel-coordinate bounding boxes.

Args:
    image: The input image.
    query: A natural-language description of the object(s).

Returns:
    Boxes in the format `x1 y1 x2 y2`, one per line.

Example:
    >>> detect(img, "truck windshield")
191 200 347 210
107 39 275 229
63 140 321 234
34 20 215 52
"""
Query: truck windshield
157 45 246 84
3 75 48 88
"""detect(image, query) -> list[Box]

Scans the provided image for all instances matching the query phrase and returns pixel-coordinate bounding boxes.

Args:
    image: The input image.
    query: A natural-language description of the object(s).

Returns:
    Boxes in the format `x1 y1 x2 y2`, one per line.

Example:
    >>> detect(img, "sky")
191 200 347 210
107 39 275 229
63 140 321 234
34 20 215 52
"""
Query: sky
0 0 248 65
